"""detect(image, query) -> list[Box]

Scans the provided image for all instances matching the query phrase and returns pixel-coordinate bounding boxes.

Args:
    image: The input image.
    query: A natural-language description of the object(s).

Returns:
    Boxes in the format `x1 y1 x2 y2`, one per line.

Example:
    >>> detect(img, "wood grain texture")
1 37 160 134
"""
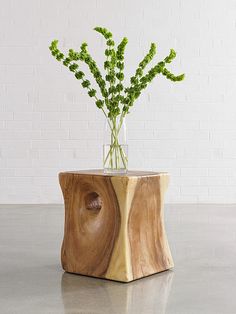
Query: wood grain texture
128 176 173 279
59 170 173 282
60 173 120 277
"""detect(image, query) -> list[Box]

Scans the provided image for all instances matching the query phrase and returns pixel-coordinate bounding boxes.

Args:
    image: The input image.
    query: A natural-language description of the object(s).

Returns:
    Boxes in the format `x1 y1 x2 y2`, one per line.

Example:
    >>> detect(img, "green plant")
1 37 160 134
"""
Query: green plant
49 26 185 172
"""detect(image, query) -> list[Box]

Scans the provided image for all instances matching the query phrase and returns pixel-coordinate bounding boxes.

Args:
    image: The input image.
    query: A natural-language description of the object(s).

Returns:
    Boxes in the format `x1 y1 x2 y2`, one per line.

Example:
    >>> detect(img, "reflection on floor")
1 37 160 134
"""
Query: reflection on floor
62 271 173 313
0 204 236 314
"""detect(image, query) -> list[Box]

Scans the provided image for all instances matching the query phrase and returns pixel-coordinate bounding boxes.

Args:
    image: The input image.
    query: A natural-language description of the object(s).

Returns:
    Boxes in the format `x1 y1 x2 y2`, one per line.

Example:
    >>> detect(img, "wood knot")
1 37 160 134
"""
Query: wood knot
85 192 102 210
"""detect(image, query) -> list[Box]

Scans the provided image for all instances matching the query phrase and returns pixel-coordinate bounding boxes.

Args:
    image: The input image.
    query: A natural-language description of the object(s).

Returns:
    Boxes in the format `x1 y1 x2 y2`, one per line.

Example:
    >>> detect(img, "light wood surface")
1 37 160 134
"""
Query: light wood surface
59 170 173 282
61 169 168 177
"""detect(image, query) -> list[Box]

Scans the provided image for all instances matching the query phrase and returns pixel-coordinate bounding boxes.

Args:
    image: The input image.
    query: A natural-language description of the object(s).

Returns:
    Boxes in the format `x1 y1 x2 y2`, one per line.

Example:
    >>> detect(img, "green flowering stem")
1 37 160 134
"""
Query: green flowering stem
119 145 128 167
103 118 127 170
104 142 127 170
50 26 185 172
101 108 117 140
79 42 108 98
124 48 184 106
94 27 116 100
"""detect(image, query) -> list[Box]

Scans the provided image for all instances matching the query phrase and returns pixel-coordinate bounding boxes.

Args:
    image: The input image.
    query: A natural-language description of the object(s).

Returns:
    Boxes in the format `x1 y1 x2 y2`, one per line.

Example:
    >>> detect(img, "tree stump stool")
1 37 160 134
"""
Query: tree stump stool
59 170 174 282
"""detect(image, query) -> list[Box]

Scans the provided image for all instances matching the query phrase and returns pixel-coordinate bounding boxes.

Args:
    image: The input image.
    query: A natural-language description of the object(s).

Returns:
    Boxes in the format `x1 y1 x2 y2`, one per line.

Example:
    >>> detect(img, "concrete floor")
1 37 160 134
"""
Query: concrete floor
0 204 236 314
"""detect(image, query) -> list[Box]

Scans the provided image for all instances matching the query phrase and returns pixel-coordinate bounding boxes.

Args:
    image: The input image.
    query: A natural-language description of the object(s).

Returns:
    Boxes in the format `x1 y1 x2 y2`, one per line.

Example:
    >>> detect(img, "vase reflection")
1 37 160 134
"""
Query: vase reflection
61 270 174 314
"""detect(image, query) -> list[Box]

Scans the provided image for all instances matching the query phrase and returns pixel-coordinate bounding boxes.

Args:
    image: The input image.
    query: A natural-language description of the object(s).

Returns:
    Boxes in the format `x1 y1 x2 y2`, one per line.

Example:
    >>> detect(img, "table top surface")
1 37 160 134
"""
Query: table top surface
59 169 168 177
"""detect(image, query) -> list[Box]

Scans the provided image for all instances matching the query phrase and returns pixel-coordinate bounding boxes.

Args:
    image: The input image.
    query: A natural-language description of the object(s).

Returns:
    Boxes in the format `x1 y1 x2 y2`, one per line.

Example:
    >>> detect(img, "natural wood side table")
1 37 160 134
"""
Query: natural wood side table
59 170 174 282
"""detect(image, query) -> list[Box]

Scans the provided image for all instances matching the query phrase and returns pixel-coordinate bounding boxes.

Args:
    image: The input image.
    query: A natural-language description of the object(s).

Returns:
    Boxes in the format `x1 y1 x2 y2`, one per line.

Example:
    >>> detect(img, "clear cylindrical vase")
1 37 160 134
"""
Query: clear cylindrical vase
103 116 128 174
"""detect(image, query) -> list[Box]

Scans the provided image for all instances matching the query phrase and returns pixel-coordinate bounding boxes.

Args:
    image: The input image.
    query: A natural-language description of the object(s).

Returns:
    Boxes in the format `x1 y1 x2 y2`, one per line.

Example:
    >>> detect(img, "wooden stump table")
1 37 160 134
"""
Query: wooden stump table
59 170 174 282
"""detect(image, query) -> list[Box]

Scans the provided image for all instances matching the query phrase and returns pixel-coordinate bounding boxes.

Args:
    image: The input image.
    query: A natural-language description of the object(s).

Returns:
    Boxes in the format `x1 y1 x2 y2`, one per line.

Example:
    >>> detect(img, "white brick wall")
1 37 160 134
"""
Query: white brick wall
0 0 236 203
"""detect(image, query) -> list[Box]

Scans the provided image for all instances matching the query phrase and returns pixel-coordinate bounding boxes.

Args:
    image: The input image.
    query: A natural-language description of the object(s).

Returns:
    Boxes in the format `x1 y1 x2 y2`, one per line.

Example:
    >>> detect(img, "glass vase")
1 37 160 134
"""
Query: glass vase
103 116 128 174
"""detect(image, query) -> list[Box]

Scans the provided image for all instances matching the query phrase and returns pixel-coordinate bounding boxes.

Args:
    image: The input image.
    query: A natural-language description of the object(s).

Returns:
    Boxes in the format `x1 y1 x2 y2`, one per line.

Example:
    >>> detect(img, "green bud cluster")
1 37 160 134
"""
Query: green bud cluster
123 42 157 112
162 68 185 81
164 48 176 63
139 43 156 70
96 99 104 108
68 49 80 61
94 27 117 97
49 26 185 120
93 27 112 39
49 40 64 61
49 38 104 110
78 42 107 98
115 37 128 100
94 27 122 117
124 48 184 111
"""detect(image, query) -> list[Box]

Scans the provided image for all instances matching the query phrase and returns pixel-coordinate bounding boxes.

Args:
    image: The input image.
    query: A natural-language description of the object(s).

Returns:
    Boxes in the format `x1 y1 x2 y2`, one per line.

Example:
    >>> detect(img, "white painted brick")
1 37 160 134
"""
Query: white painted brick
14 167 60 177
68 111 89 121
208 187 236 198
208 168 233 177
61 102 88 112
4 65 35 84
128 129 155 140
13 112 41 121
33 102 61 112
0 140 30 149
181 168 209 177
156 168 181 177
5 121 32 130
33 167 61 177
155 130 210 140
0 158 6 169
59 140 87 150
39 187 63 204
14 168 35 177
180 186 209 197
6 103 33 112
4 177 34 187
32 157 61 168
60 120 88 130
0 130 40 140
200 119 236 130
205 194 236 203
145 148 177 159
0 112 13 120
59 158 98 169
0 66 6 83
88 120 103 130
0 47 37 65
135 158 175 168
0 0 236 203
5 158 33 168
4 86 28 106
171 176 201 186
42 112 70 121
32 140 59 150
33 176 58 186
38 150 74 160
172 120 200 130
32 121 61 130
74 149 92 159
41 130 69 140
69 129 103 140
199 177 230 186
144 120 173 130
0 168 15 176
1 147 29 159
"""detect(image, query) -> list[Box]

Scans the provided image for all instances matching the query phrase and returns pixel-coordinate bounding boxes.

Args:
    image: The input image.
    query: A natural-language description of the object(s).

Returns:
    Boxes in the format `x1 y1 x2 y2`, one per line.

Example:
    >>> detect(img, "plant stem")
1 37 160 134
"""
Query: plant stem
103 116 128 171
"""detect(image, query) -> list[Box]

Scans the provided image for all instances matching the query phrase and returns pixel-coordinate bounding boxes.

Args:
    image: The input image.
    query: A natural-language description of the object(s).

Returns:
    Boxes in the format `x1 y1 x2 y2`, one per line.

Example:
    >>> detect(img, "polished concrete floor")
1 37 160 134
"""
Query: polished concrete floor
0 204 236 314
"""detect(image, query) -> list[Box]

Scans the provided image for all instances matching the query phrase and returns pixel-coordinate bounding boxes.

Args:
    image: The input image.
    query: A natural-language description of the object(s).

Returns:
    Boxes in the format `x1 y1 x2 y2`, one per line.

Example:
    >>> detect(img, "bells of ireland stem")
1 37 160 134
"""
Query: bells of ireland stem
103 114 128 174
